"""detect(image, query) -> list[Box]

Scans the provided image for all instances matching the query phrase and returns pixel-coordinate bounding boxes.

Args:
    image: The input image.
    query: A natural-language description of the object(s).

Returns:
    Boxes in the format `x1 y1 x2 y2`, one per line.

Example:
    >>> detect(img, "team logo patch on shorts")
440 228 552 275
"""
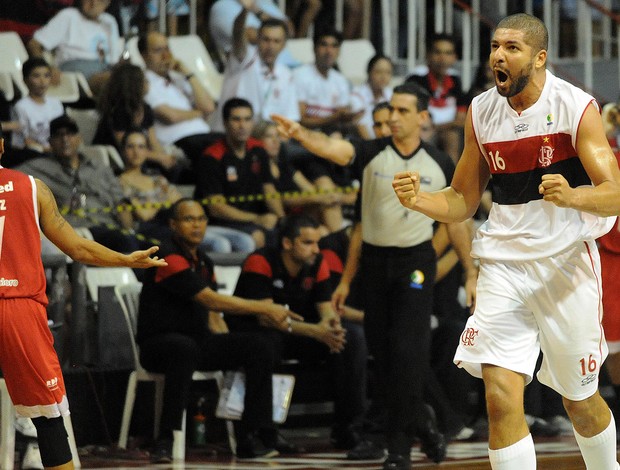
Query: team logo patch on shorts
409 270 425 289
460 327 479 346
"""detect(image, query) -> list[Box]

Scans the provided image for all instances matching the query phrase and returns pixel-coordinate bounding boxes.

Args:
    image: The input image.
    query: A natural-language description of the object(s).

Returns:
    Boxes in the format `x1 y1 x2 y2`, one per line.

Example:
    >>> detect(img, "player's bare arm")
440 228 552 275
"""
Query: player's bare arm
393 107 490 223
271 114 355 166
36 179 167 268
539 102 620 216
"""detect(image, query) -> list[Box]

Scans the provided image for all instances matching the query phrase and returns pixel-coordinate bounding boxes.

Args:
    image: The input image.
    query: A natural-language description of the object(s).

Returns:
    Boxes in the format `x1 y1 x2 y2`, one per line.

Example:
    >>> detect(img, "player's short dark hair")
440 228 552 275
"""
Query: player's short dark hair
496 13 548 53
278 214 320 248
22 57 51 81
392 82 431 112
222 97 253 122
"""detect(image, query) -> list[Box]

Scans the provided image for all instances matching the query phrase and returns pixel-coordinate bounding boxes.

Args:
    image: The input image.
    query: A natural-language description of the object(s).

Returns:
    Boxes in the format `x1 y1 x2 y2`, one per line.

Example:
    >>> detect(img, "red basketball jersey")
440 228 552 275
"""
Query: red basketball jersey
0 167 47 305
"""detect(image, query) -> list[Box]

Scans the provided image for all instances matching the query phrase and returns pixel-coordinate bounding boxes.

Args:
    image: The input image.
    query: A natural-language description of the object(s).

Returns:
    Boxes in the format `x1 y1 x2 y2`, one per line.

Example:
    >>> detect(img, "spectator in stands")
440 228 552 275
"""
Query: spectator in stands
212 9 300 132
292 28 360 215
138 31 217 170
252 120 345 233
119 128 255 253
371 101 390 140
351 54 394 139
137 198 303 462
209 0 293 59
9 57 64 165
17 114 140 253
195 98 285 248
406 33 469 163
27 0 121 94
293 28 360 136
229 214 367 451
94 62 188 181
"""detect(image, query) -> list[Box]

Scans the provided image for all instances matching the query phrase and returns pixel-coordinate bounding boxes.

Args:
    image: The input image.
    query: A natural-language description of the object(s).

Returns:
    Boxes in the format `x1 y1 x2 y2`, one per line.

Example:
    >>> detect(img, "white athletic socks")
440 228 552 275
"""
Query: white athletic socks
488 433 536 470
573 412 620 470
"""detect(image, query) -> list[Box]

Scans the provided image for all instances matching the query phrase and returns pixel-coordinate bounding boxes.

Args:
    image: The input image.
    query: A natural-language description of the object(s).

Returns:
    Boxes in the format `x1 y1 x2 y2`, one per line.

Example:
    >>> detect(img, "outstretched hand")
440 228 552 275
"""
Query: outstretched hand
271 114 302 140
392 171 421 210
125 246 168 268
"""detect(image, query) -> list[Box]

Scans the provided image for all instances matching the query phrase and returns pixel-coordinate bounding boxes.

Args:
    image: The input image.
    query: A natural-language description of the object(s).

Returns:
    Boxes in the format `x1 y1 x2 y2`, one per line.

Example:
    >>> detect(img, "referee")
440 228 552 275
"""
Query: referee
272 82 477 470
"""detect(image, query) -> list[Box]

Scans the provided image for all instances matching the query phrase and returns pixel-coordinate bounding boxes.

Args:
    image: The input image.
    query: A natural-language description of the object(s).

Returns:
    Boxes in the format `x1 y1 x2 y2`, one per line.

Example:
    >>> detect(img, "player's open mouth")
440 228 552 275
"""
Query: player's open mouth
496 70 508 84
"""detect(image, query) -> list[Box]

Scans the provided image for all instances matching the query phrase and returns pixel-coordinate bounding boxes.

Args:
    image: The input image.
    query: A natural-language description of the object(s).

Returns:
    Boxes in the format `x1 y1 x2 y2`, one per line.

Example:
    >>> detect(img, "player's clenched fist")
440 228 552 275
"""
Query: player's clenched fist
393 171 421 210
539 174 574 208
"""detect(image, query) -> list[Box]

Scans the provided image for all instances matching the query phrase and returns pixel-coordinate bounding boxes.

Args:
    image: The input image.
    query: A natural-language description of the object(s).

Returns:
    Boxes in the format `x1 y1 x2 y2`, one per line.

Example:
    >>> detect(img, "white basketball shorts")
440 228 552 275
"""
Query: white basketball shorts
454 240 608 401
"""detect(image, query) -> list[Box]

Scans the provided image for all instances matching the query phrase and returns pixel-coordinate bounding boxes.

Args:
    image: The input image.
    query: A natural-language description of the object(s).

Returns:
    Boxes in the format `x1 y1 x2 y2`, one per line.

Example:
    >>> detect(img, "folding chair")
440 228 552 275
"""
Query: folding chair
114 283 236 460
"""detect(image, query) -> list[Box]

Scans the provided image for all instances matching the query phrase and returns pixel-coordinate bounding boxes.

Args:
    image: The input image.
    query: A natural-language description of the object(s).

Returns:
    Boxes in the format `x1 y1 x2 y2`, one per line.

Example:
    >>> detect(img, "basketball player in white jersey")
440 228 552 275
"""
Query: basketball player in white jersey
393 13 620 470
0 122 166 469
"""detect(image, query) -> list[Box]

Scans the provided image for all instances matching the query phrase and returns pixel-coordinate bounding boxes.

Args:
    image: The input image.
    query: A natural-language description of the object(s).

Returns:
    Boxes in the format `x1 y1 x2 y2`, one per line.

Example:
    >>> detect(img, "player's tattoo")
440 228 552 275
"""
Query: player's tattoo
40 182 66 230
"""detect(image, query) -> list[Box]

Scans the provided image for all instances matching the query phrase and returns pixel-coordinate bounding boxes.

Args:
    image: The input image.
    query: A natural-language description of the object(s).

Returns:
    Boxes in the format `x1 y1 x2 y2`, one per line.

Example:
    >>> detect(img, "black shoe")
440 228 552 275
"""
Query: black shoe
418 405 447 463
331 425 361 450
150 439 172 464
236 433 279 459
383 453 411 470
347 439 386 460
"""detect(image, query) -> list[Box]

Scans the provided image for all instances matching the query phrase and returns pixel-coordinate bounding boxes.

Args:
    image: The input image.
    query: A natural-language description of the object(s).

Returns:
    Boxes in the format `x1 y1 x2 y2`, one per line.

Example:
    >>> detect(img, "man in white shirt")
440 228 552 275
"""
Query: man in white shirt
27 0 120 91
213 5 299 132
138 31 217 168
293 29 360 136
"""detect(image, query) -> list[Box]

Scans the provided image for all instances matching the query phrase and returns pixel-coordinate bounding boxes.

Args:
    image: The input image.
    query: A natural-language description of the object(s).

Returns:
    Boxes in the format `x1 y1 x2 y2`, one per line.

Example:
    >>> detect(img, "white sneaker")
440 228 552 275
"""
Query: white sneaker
22 442 44 470
15 417 37 438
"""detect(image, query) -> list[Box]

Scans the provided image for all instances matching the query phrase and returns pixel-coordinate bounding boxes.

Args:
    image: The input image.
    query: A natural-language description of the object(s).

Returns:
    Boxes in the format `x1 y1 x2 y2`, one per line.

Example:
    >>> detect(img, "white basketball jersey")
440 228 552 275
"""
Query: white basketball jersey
471 70 615 261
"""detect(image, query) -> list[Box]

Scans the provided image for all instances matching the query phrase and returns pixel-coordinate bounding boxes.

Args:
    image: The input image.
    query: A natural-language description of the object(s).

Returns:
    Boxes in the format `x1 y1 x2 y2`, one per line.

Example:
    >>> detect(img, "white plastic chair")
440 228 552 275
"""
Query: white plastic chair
286 38 314 65
0 72 15 102
337 39 376 85
114 283 236 460
0 378 81 469
65 108 100 145
168 35 223 100
0 31 91 103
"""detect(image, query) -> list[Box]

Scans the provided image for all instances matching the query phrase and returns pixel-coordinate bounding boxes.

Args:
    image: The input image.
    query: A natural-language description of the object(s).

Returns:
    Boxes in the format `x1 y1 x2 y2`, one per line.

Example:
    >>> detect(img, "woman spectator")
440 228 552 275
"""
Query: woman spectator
350 54 394 139
95 62 187 181
253 121 346 234
119 128 255 253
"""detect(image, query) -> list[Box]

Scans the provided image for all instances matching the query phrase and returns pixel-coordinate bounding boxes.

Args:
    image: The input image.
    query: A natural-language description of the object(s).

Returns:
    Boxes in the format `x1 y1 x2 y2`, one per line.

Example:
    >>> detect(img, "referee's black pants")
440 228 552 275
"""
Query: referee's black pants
361 241 436 456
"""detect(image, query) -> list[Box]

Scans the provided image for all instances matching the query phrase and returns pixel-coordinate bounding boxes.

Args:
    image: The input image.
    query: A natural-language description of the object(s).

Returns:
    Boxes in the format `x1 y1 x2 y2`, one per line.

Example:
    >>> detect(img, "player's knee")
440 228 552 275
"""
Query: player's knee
31 416 72 467
484 379 522 420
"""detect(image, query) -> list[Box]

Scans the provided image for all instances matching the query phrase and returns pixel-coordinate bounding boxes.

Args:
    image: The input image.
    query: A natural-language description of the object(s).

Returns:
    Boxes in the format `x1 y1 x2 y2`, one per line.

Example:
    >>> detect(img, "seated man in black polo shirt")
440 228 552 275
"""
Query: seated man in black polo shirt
137 198 302 462
229 214 368 450
194 98 285 249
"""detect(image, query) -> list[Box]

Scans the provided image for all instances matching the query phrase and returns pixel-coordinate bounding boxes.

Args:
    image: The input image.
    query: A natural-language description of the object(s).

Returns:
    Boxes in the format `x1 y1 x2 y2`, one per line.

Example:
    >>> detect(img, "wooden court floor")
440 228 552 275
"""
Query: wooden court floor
72 431 595 470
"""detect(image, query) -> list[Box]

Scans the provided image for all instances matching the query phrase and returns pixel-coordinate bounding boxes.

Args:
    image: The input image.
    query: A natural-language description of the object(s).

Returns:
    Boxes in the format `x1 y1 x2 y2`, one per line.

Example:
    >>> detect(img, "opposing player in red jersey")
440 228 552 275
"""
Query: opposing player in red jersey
393 13 620 470
0 122 166 469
